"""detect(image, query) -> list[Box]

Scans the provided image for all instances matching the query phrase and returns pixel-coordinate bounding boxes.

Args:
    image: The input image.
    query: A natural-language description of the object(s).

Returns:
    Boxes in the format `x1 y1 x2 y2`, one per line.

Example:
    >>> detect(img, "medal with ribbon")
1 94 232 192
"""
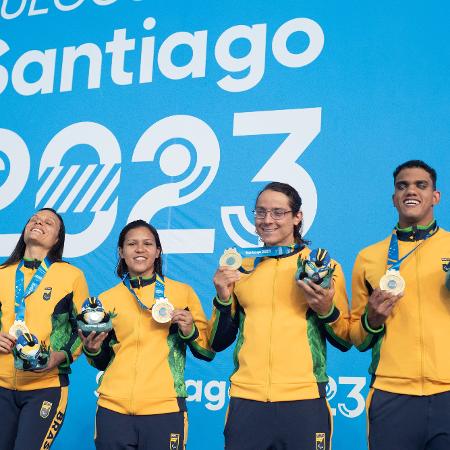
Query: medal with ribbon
11 258 52 370
219 244 301 272
380 225 438 295
122 273 174 323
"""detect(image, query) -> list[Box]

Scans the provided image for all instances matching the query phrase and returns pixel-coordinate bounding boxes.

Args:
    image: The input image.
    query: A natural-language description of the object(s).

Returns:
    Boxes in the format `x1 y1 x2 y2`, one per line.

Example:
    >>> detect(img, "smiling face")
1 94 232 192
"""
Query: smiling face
119 226 161 278
255 189 302 246
23 210 60 252
393 167 440 227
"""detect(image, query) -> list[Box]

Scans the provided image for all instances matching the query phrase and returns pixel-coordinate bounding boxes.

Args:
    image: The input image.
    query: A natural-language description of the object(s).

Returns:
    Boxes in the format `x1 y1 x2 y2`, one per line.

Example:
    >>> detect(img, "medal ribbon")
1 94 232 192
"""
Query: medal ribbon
14 258 52 322
122 273 165 311
239 244 301 269
387 226 438 271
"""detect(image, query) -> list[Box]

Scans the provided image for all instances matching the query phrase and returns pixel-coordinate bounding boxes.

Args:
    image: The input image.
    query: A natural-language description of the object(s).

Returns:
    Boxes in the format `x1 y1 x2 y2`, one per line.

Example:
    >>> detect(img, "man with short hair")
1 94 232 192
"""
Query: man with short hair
350 160 450 450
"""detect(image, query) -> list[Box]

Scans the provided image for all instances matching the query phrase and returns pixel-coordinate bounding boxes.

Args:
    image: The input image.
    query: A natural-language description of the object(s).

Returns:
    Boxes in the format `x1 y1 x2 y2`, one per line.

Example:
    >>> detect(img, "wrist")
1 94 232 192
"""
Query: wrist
363 312 385 334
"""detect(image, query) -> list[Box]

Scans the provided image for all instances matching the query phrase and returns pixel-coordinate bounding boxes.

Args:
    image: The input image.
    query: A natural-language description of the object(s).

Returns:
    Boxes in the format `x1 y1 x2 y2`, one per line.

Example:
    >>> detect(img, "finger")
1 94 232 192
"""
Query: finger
0 333 16 345
297 279 316 295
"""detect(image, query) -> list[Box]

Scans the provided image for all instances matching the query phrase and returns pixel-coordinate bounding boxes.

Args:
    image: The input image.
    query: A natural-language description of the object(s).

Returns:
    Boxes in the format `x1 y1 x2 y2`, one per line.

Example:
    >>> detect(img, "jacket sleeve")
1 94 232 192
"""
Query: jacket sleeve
208 293 241 352
50 269 90 368
316 261 352 351
350 252 385 352
83 329 118 371
179 286 215 361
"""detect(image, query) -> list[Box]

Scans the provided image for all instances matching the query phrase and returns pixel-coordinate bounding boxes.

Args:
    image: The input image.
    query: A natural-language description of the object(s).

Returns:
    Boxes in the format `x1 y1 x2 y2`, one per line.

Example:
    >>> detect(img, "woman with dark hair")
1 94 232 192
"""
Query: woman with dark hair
0 208 89 450
210 182 352 450
80 220 214 450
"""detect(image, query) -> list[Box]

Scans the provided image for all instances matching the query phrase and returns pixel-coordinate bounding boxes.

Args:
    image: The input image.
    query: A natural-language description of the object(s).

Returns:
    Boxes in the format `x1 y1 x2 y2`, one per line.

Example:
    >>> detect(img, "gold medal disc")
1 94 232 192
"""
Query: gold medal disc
9 320 30 338
219 248 242 270
380 270 406 295
152 298 174 324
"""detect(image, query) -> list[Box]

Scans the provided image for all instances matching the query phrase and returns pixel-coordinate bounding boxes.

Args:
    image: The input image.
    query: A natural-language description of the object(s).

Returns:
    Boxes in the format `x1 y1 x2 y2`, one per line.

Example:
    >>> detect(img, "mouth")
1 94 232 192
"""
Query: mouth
133 256 147 262
259 226 278 233
403 198 420 207
30 228 44 234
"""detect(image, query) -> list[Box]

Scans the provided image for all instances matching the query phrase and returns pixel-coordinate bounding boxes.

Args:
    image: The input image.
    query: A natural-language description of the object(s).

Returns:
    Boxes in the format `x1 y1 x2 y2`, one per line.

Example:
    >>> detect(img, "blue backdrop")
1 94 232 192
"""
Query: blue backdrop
1 1 449 448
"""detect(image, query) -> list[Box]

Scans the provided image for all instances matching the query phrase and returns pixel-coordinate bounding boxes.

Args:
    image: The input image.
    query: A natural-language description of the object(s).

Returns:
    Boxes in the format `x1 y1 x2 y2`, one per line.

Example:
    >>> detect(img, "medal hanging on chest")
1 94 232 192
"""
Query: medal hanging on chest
380 227 437 295
123 273 174 324
12 259 52 370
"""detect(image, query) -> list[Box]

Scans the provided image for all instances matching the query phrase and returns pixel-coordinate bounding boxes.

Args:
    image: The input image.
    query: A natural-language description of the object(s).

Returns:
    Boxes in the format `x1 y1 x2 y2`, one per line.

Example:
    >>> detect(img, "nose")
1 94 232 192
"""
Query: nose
405 184 418 196
135 243 144 252
263 211 274 224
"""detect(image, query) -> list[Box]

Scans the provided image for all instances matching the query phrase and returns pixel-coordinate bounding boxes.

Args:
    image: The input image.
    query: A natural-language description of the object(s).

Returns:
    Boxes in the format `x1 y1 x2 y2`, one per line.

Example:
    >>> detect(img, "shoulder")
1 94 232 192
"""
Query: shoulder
99 281 124 300
50 261 86 279
164 276 195 294
357 236 390 261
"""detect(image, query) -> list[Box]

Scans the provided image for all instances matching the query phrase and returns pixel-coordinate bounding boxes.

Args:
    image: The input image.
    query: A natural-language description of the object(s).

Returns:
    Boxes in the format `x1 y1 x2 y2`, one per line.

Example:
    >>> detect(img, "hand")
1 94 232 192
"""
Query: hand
33 350 67 372
213 267 240 302
297 279 335 316
0 332 16 354
366 288 403 329
78 330 109 354
171 309 194 337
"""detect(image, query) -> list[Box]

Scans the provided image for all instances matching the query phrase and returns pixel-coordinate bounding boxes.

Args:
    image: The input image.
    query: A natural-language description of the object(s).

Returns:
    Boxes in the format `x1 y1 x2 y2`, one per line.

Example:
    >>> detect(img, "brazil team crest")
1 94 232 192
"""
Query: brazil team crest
43 287 52 301
442 258 450 272
169 433 180 450
316 432 326 450
40 401 53 419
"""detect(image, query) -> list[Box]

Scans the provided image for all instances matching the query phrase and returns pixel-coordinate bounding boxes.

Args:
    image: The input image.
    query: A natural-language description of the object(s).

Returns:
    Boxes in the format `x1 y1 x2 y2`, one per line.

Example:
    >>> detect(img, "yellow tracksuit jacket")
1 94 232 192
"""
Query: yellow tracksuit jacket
350 222 450 395
209 246 351 402
86 276 214 415
0 260 89 390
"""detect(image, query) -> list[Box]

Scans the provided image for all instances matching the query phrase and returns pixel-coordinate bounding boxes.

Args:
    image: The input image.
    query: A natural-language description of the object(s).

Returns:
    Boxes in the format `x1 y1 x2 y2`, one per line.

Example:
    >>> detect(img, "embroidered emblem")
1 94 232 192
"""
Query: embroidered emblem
40 401 52 419
169 433 180 450
43 287 52 301
316 432 326 450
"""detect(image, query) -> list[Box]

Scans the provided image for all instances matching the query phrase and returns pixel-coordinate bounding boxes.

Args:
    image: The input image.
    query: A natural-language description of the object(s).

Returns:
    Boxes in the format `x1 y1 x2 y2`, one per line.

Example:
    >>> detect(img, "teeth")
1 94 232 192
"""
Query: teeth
31 228 43 233
405 200 419 206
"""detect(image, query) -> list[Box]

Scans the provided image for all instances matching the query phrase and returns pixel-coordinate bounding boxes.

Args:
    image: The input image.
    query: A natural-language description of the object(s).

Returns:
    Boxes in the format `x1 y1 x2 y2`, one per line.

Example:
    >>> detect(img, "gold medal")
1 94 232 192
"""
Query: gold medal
9 320 30 338
152 298 174 324
219 248 242 270
380 270 405 295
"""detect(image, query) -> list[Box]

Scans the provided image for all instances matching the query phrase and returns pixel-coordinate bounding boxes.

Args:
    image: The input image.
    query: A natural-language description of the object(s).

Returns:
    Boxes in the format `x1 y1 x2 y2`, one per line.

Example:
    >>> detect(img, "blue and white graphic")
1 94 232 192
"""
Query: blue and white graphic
1 1 449 448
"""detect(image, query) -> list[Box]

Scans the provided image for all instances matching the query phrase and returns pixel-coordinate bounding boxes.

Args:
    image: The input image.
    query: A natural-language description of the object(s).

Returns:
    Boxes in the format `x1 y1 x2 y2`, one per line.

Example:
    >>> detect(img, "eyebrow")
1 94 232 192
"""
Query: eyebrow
395 179 429 185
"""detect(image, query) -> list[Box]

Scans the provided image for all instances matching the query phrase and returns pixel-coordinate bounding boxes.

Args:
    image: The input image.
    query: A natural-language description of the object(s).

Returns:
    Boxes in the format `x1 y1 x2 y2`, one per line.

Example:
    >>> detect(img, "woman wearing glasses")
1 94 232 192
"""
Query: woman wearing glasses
80 220 214 450
210 182 351 450
0 208 89 450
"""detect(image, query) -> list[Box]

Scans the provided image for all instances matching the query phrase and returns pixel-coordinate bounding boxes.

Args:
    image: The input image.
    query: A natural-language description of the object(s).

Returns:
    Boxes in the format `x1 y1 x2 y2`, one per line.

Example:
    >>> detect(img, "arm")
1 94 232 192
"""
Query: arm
50 271 90 368
350 253 386 352
298 262 352 351
81 329 117 371
208 266 242 352
175 287 215 362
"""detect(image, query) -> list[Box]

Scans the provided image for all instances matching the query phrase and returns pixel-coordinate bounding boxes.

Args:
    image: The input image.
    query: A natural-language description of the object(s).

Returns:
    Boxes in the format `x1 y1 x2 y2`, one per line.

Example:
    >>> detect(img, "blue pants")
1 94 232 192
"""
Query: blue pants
368 389 450 450
95 405 187 450
224 397 332 450
0 386 67 450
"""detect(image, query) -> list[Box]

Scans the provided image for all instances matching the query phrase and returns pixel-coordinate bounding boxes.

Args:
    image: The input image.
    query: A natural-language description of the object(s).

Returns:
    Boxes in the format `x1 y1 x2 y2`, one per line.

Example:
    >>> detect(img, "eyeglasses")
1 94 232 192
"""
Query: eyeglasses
253 208 293 220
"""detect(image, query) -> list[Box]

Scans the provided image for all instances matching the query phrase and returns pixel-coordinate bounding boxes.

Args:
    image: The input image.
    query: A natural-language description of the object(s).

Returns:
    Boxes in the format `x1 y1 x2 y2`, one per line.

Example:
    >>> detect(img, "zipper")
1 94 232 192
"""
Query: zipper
129 287 142 415
416 247 424 394
266 259 278 401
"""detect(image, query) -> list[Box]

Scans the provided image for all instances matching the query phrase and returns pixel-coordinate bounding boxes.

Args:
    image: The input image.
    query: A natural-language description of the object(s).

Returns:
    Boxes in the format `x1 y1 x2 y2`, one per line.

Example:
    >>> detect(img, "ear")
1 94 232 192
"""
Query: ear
118 247 124 259
293 211 303 226
392 193 397 208
156 248 161 259
432 190 441 206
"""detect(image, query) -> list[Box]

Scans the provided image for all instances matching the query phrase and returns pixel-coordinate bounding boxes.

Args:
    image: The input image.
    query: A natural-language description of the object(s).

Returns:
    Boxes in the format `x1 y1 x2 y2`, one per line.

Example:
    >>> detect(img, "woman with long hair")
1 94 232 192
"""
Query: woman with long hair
0 208 89 450
80 220 214 450
210 182 352 450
